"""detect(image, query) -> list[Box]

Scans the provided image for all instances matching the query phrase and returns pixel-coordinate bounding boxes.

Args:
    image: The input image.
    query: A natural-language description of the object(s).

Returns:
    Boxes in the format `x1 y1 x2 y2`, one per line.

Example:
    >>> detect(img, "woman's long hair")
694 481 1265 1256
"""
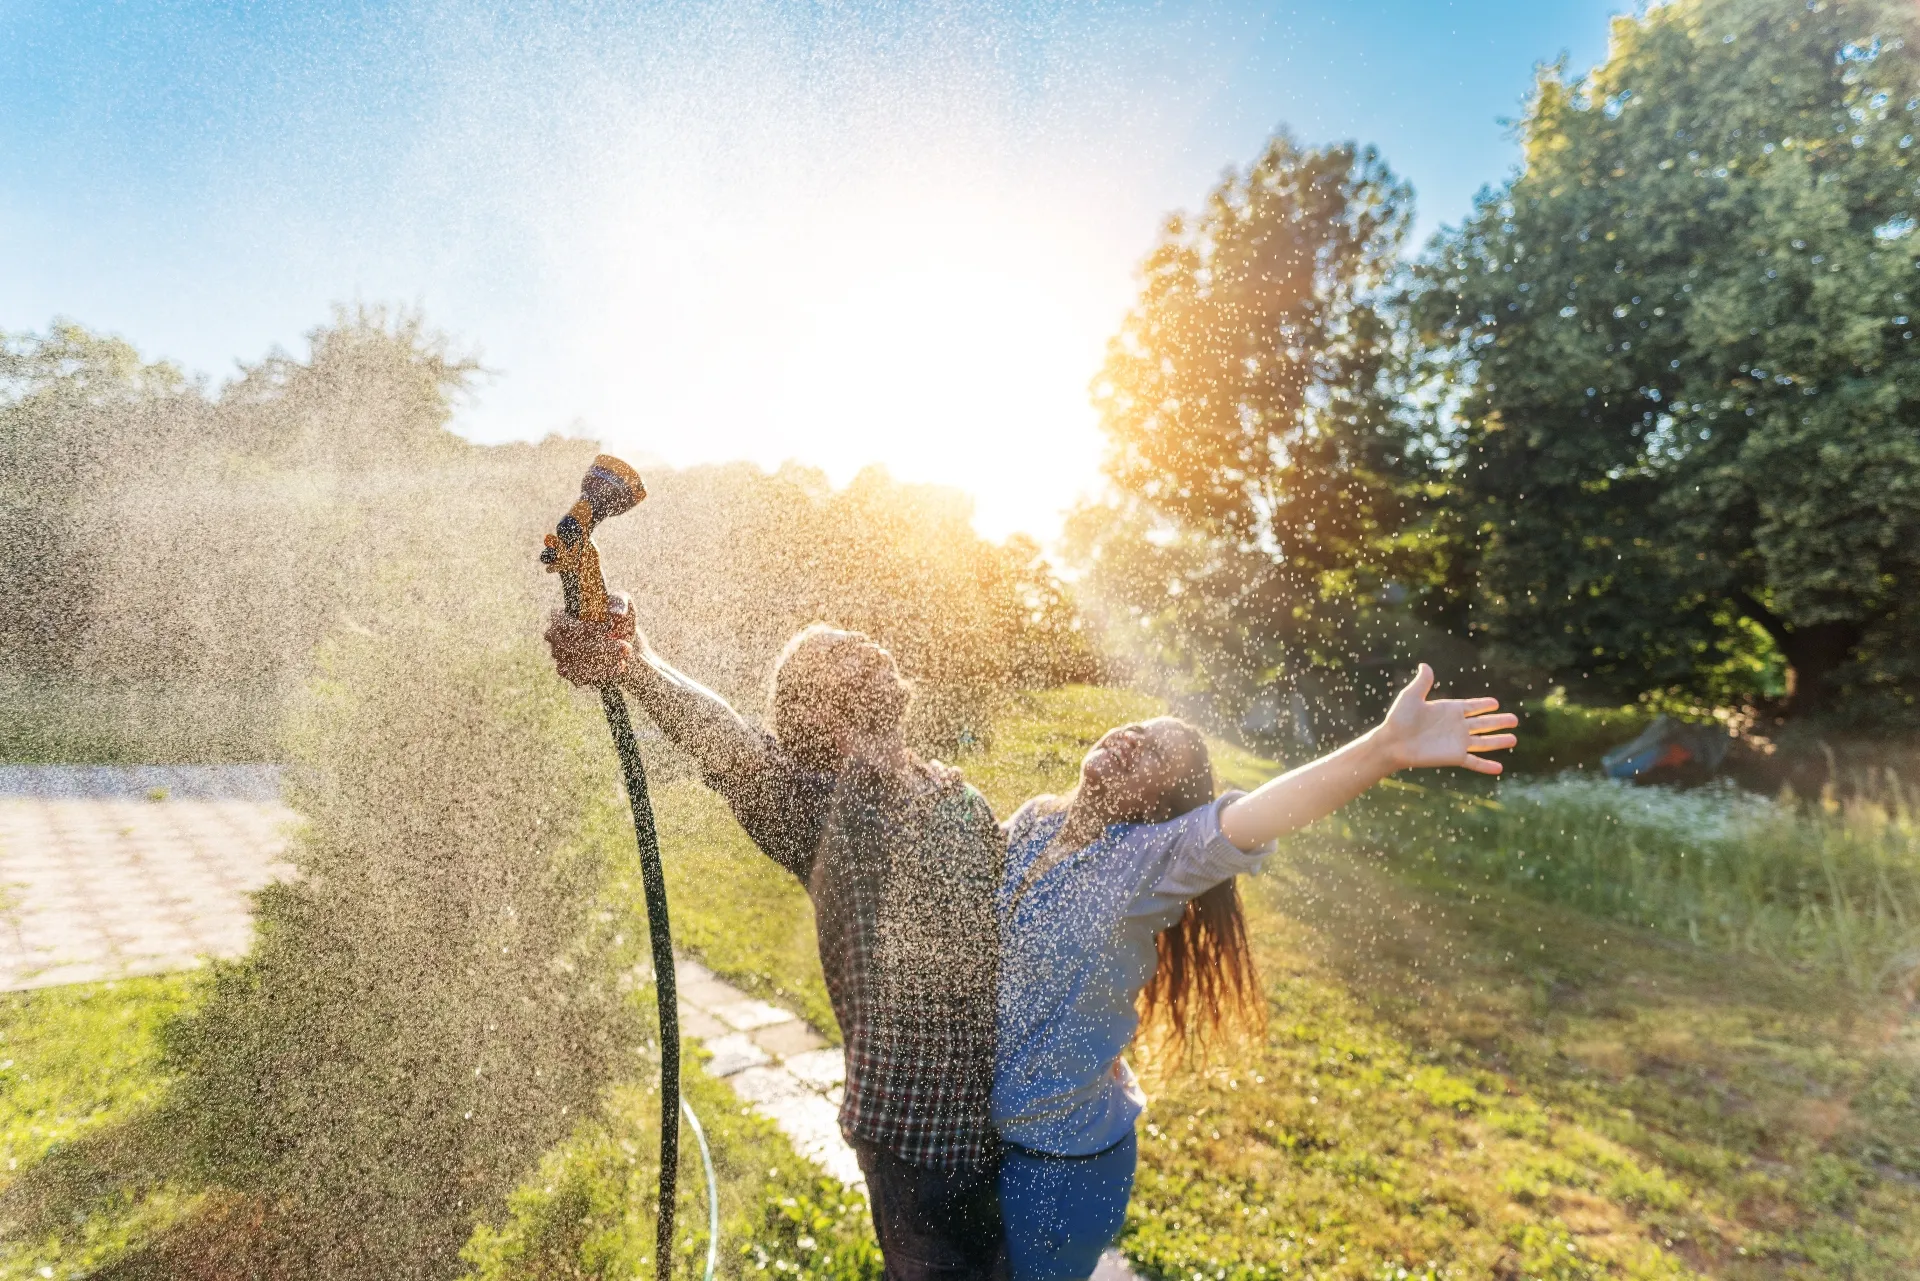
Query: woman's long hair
1139 875 1264 1062
1047 719 1266 1061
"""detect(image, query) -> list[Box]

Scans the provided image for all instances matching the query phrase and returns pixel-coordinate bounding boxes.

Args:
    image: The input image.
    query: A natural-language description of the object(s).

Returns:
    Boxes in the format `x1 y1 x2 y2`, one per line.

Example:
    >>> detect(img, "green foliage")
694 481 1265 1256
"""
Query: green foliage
0 323 203 674
1414 0 1920 727
0 976 194 1174
160 610 638 1278
595 460 1098 758
1505 691 1658 776
0 675 279 764
1072 133 1440 735
215 304 477 470
0 309 487 761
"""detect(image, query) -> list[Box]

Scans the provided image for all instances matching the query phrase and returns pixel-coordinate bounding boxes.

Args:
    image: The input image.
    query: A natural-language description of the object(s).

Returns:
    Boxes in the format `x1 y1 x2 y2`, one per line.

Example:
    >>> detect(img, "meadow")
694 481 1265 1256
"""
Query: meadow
3 685 1917 1279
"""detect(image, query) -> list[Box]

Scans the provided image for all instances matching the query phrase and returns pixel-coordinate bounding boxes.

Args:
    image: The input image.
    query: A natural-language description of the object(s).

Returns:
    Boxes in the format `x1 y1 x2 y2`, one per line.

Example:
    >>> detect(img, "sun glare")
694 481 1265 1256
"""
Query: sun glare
553 150 1124 542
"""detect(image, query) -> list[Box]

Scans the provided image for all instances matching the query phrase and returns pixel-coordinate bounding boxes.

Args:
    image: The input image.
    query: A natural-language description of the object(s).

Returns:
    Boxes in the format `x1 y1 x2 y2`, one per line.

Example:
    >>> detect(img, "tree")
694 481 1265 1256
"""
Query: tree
591 460 1098 754
218 304 478 468
1415 0 1920 727
0 322 205 669
1074 132 1434 735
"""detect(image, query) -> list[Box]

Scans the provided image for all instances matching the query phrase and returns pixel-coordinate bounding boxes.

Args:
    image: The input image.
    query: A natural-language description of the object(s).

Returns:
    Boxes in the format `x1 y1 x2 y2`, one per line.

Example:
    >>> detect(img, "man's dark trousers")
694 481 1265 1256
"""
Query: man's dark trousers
854 1141 1009 1281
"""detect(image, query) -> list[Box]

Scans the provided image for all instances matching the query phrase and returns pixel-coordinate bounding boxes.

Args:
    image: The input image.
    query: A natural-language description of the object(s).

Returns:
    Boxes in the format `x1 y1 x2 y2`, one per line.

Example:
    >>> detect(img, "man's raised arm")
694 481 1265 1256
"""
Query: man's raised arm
544 594 765 782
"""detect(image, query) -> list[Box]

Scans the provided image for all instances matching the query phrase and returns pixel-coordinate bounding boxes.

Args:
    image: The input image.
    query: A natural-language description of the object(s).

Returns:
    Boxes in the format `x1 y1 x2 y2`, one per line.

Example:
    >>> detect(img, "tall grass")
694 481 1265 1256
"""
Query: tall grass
1349 774 1920 992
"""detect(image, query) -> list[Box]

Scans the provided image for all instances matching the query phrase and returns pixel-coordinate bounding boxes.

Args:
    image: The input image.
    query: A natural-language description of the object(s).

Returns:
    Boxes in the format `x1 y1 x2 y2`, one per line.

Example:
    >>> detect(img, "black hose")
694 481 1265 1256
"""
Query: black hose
546 453 715 1278
598 684 685 1276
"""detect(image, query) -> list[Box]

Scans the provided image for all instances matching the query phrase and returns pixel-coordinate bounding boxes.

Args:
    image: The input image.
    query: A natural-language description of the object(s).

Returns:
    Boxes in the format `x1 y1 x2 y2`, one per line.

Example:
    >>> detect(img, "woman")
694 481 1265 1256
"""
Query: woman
993 664 1517 1280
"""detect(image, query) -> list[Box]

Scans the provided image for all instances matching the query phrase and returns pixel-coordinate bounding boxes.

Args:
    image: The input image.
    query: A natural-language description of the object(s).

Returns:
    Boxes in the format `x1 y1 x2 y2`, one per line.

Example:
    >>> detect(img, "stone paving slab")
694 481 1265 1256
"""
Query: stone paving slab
0 765 297 992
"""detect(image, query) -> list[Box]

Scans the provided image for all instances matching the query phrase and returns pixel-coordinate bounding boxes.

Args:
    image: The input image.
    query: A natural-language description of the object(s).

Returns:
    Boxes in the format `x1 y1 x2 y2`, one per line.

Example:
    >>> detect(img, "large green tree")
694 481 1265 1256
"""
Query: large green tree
1072 133 1436 735
1416 0 1920 726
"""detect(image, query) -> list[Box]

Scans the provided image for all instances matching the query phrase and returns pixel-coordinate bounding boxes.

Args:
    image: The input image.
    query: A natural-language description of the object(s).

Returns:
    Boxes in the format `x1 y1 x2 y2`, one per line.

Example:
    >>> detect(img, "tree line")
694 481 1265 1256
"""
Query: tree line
1075 0 1920 742
0 309 1095 764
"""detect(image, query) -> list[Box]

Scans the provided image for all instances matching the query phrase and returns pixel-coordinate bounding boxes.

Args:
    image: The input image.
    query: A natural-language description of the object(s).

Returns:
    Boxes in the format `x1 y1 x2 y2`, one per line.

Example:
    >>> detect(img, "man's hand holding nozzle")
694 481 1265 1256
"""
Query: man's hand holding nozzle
545 590 641 687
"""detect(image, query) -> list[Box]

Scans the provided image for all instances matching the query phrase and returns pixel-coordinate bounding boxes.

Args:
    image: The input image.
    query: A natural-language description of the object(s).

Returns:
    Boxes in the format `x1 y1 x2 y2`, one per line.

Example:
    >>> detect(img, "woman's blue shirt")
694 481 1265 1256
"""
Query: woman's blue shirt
992 793 1271 1155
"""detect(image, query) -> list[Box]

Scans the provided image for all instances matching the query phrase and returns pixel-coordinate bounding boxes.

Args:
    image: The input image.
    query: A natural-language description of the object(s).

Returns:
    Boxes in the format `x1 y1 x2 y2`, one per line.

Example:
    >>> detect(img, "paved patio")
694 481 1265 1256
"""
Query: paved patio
0 765 297 991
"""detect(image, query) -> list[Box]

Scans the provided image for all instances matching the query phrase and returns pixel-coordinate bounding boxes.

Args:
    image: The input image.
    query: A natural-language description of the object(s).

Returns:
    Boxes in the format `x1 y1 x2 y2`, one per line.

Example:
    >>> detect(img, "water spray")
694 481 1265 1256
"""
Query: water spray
542 454 715 1278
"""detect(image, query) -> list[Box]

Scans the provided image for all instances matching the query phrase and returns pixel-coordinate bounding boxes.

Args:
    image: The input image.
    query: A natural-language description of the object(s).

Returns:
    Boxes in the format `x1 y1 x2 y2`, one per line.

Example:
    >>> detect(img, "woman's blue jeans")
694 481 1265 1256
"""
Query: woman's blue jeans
997 1131 1138 1281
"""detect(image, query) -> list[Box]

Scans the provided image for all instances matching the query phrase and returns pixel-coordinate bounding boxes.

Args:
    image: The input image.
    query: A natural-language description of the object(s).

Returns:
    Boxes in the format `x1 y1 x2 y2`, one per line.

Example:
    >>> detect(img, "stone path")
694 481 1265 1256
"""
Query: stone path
0 765 297 991
667 955 865 1186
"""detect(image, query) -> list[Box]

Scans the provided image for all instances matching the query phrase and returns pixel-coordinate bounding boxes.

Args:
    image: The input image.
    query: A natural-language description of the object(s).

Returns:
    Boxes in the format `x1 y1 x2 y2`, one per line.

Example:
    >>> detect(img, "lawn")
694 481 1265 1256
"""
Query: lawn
610 685 1920 1278
2 684 1915 1279
0 976 208 1281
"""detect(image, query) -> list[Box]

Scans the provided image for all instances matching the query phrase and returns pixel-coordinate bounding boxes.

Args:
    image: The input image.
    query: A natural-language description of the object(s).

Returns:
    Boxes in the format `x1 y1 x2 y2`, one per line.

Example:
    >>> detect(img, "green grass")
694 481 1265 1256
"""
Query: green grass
1126 847 1920 1279
1344 774 1920 994
0 976 207 1281
461 1036 881 1280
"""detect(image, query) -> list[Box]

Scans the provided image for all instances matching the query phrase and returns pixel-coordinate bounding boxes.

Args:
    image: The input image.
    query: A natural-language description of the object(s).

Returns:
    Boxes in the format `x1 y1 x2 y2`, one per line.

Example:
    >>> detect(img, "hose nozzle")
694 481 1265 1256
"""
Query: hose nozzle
541 454 647 622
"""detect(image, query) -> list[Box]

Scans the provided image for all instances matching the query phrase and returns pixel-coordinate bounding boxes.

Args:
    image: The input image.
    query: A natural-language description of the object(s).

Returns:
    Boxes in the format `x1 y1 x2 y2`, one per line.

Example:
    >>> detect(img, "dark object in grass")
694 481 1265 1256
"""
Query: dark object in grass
1603 715 1732 785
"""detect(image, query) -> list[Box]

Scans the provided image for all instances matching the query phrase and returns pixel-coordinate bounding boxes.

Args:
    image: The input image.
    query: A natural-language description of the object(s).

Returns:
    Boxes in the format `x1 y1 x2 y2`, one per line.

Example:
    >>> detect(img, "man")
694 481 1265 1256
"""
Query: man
547 598 1007 1280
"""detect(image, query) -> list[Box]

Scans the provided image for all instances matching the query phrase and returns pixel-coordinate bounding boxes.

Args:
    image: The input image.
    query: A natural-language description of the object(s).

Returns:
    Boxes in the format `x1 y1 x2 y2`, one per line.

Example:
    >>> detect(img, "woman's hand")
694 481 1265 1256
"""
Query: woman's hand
1373 663 1518 776
544 591 641 687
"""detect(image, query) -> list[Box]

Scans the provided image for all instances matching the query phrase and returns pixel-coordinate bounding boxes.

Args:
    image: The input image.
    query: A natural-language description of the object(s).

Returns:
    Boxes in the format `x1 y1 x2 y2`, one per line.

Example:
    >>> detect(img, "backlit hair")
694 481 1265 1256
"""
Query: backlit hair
768 624 913 771
1130 723 1266 1061
1036 718 1266 1062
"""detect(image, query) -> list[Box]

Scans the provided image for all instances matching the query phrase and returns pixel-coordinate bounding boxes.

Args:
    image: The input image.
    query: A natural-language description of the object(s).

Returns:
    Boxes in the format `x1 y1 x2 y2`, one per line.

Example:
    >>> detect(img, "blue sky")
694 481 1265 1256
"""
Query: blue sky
1 0 1627 538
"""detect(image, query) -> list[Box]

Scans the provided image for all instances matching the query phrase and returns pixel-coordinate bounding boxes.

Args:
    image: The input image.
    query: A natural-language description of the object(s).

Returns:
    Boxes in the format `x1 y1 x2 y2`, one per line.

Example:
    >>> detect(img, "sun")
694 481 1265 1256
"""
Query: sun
577 174 1124 543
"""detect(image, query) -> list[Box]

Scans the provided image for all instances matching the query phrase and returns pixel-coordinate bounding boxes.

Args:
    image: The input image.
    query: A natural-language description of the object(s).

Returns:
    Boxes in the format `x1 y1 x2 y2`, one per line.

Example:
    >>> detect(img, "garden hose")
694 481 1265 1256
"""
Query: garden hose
543 454 717 1279
683 1094 720 1281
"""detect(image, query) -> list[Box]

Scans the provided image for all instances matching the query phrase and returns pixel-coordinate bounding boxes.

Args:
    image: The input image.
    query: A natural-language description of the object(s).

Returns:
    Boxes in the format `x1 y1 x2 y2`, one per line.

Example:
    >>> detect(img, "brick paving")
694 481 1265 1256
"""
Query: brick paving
0 765 296 992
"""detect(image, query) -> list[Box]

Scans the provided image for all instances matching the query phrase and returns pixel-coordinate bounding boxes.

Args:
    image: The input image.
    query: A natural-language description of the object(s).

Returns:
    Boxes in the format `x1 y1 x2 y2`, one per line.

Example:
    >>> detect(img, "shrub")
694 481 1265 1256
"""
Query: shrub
162 601 637 1278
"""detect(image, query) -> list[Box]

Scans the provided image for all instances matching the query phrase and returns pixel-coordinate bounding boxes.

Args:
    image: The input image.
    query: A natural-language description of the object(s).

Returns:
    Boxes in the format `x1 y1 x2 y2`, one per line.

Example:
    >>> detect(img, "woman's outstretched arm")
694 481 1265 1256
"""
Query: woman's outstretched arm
1218 664 1517 853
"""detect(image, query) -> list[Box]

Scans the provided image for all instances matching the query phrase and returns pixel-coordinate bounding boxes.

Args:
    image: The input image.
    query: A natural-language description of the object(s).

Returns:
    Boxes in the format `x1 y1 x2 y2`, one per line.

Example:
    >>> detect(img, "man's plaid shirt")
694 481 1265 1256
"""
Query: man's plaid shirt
706 738 1003 1172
